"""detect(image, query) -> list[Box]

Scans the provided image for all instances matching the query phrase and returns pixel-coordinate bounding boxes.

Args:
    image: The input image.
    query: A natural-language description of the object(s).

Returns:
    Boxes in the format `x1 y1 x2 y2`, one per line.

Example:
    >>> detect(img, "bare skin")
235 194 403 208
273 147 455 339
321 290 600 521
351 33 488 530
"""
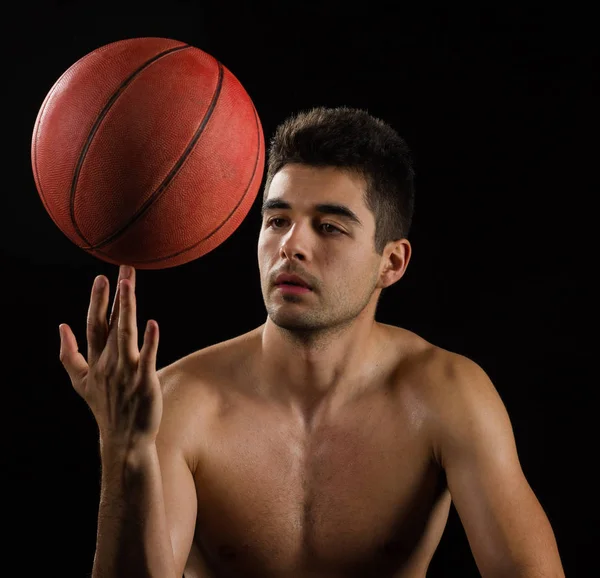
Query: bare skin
166 166 563 577
164 323 453 578
61 164 564 577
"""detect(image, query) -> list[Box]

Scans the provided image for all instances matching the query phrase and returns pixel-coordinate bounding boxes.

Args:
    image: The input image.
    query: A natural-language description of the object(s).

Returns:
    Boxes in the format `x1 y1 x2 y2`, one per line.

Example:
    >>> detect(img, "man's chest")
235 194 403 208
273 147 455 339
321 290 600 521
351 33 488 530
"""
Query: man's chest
188 388 444 577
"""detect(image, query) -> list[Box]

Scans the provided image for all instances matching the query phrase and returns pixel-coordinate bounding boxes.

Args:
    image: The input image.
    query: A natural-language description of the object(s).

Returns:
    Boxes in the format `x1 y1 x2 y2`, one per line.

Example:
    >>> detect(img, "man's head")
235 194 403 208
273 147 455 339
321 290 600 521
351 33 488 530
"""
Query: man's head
263 106 415 255
257 107 414 333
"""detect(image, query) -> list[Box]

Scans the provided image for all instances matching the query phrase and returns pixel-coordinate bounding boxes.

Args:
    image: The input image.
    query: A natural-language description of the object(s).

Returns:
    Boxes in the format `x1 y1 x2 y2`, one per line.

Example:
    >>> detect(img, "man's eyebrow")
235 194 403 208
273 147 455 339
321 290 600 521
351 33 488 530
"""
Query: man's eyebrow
260 198 363 227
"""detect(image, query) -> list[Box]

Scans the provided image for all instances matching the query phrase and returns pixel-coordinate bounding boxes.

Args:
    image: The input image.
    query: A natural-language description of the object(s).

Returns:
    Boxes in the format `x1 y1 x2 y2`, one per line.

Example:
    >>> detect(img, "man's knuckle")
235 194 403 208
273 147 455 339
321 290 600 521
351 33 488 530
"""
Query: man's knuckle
114 357 131 378
92 358 112 383
119 327 133 340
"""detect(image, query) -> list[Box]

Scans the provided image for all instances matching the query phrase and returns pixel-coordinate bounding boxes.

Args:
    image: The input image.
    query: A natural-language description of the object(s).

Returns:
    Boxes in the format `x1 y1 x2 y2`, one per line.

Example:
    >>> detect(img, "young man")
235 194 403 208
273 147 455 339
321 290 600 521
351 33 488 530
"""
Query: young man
59 107 565 577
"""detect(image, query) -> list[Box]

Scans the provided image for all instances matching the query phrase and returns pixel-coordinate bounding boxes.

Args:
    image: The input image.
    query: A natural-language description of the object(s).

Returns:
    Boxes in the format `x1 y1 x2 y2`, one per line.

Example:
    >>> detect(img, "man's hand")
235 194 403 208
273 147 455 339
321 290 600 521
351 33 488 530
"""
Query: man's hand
59 264 162 451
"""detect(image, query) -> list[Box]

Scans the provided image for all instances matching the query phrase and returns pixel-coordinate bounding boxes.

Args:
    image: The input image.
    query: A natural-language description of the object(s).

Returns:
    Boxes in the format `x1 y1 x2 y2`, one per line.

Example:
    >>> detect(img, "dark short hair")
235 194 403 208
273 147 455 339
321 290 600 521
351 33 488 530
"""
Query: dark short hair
263 106 415 255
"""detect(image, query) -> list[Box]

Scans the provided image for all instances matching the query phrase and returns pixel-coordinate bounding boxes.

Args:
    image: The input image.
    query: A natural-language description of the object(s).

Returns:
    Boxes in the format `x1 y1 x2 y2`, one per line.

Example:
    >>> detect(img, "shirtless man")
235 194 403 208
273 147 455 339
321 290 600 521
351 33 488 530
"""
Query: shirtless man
59 107 565 577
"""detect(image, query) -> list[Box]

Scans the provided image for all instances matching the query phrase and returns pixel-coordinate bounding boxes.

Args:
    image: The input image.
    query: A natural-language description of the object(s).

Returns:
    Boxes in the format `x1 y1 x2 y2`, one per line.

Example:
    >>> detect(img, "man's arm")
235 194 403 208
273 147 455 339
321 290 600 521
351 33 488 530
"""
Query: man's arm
94 443 181 578
59 265 198 578
431 354 564 577
92 367 198 578
155 366 200 576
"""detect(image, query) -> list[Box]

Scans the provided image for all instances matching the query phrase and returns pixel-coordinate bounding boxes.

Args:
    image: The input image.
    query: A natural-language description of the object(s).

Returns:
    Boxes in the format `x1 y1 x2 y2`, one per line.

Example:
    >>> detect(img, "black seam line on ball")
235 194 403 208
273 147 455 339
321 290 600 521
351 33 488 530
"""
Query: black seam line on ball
69 43 192 247
90 59 225 251
99 98 263 265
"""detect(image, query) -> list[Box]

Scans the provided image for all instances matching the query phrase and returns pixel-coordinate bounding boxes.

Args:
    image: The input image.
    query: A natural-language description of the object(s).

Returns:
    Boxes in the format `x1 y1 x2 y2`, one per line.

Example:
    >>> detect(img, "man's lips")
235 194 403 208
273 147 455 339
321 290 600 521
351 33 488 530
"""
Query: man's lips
274 273 312 289
276 284 312 294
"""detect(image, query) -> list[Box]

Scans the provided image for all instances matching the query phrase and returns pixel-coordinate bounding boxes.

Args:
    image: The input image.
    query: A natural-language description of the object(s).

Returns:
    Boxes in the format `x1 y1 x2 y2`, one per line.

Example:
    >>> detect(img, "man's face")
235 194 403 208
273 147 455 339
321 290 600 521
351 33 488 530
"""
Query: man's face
257 164 383 332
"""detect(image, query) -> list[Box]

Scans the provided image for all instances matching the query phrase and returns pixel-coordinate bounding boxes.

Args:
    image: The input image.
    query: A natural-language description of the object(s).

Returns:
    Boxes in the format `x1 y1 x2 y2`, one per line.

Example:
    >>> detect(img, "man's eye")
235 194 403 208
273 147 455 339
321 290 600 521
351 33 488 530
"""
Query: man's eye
268 218 286 228
267 219 342 234
320 223 342 234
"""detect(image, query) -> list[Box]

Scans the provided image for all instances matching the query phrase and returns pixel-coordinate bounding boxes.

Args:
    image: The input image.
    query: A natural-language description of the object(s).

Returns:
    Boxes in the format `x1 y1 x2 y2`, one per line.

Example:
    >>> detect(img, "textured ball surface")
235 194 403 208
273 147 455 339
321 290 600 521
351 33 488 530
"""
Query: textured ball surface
31 37 265 269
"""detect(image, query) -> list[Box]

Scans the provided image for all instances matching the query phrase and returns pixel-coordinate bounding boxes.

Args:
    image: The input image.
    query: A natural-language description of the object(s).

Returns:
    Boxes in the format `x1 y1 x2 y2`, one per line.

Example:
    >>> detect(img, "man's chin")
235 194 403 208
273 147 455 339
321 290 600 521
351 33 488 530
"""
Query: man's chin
268 310 317 332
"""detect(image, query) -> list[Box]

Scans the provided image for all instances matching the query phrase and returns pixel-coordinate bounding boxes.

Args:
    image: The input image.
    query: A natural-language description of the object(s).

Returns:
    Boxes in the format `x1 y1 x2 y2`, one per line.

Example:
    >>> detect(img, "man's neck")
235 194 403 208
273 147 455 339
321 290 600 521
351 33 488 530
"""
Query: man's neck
256 315 383 417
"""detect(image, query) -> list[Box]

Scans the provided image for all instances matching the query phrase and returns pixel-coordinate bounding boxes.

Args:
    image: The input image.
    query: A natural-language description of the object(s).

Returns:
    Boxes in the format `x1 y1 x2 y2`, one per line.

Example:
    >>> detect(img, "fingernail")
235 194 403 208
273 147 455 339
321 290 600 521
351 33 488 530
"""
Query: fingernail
95 276 105 290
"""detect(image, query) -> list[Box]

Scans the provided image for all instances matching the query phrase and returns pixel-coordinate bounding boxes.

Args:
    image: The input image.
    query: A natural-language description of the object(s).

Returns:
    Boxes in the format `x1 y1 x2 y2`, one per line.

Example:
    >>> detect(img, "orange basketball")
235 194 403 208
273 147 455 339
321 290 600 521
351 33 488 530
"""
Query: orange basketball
31 37 265 269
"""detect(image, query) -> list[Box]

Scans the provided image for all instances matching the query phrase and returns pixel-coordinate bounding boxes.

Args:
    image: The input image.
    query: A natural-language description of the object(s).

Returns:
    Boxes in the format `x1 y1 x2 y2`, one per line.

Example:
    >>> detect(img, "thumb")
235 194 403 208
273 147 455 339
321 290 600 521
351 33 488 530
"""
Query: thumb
59 324 89 388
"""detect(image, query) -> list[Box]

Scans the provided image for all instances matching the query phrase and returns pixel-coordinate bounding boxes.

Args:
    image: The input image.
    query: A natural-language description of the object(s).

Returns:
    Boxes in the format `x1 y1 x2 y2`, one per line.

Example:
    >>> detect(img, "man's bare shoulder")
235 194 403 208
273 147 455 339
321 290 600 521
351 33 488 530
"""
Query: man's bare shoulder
390 325 505 446
384 325 502 463
384 323 493 407
154 325 263 467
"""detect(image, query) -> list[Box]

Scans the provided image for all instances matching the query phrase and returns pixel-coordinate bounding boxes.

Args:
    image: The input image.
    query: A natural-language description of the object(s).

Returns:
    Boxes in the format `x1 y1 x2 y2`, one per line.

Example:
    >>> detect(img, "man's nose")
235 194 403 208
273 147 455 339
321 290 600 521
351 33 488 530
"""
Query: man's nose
279 222 311 261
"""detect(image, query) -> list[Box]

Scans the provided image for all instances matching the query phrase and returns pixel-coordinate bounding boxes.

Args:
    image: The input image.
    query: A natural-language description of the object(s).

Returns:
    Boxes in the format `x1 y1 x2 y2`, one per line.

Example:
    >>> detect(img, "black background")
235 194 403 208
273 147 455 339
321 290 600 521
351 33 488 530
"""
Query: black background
4 1 596 576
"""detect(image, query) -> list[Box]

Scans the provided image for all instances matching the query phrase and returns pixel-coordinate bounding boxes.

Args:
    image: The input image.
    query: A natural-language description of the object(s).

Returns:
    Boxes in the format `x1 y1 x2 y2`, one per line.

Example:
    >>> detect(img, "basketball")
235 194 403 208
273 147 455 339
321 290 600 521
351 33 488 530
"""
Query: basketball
31 37 265 269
